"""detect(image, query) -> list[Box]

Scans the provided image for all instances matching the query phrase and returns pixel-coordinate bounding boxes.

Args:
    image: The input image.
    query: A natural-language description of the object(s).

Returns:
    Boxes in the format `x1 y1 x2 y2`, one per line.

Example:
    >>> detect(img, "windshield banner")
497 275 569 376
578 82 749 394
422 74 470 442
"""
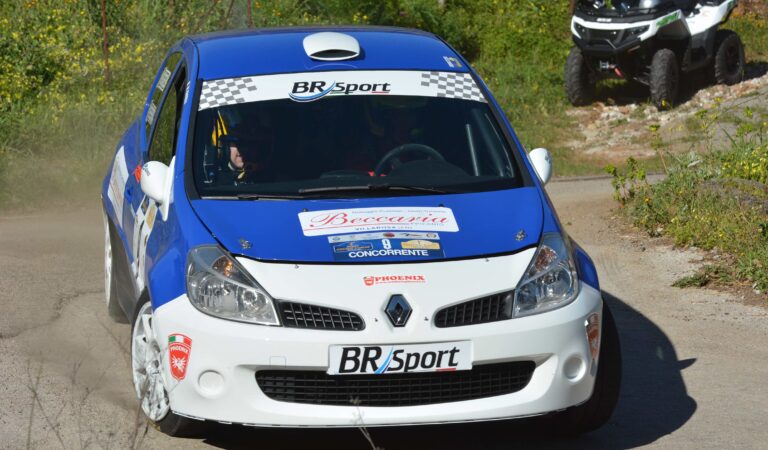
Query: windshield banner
198 70 486 110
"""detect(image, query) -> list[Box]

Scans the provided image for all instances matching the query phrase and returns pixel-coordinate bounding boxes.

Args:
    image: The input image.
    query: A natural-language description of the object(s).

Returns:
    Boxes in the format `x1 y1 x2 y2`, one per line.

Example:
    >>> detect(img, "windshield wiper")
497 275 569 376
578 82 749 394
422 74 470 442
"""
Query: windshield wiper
298 184 452 195
234 193 306 200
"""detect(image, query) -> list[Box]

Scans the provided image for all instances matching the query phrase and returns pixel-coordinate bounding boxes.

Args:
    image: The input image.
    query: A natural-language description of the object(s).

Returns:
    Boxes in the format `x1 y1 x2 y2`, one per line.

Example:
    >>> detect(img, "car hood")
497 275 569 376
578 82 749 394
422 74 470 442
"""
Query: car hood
191 188 543 263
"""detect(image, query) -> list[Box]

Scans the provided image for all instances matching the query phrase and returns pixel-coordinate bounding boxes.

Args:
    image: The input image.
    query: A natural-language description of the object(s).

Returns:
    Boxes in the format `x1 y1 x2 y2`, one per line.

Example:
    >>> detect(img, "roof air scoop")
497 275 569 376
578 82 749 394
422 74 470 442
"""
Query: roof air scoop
303 32 360 61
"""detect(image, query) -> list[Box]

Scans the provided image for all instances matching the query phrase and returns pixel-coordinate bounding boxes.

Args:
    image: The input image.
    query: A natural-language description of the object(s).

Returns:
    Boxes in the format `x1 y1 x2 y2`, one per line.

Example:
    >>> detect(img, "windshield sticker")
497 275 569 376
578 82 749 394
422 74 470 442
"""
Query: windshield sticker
299 207 458 237
331 236 444 261
183 80 190 104
289 81 391 102
443 56 462 68
157 68 172 93
421 72 483 101
198 76 259 110
146 102 157 125
107 146 129 227
199 70 485 111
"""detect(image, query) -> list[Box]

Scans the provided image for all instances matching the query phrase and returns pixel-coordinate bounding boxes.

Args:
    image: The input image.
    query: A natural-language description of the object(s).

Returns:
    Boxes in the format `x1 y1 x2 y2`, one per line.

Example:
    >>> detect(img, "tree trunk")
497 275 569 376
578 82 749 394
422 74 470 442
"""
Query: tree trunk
245 0 253 27
193 0 222 33
100 0 110 83
223 0 236 28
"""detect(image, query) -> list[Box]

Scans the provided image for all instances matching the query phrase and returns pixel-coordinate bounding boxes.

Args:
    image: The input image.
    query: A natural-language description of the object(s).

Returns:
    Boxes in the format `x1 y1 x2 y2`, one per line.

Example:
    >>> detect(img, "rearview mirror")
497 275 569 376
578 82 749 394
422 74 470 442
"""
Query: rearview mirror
528 148 552 185
140 158 174 220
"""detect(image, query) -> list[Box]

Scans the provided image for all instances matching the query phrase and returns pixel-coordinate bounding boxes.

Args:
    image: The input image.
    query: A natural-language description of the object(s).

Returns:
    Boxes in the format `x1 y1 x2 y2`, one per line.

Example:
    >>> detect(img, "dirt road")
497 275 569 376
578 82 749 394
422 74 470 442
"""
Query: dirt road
1 178 767 449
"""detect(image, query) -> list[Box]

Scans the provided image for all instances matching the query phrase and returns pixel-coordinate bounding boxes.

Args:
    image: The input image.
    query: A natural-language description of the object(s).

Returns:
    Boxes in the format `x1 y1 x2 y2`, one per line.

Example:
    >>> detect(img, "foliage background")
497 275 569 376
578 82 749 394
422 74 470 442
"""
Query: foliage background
609 104 768 291
0 0 765 209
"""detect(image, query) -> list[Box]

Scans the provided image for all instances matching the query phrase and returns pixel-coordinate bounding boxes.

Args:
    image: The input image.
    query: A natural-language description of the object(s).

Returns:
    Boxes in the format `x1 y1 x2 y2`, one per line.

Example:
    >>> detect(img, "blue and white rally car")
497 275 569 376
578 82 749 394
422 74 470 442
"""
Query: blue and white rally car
101 27 621 436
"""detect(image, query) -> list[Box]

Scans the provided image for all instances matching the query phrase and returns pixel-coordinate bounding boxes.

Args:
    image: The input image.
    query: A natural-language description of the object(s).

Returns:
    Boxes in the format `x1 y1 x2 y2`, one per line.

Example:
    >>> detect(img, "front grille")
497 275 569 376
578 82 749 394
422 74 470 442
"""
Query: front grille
590 29 621 42
434 291 514 328
256 361 535 407
279 301 365 331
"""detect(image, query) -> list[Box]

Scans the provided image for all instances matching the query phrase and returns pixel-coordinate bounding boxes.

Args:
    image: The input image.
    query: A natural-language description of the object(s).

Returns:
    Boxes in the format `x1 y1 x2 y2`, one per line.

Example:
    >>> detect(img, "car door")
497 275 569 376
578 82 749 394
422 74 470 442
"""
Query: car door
118 53 181 270
129 54 188 292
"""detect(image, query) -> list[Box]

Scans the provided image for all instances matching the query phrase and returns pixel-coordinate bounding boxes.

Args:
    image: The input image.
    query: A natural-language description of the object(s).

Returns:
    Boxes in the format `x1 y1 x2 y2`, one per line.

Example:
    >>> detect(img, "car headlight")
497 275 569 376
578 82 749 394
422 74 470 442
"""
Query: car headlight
186 246 279 325
514 233 579 317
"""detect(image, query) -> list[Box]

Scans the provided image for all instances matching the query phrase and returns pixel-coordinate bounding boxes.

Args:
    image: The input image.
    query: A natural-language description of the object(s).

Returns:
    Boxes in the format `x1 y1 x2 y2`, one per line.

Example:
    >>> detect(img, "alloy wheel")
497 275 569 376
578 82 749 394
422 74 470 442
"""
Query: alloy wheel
131 302 170 422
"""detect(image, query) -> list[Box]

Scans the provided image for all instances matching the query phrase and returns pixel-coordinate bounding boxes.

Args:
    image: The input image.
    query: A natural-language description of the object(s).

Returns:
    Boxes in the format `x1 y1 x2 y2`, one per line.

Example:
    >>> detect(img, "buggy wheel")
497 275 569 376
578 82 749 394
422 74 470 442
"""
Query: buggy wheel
713 30 745 86
544 301 622 436
649 48 679 110
565 46 595 106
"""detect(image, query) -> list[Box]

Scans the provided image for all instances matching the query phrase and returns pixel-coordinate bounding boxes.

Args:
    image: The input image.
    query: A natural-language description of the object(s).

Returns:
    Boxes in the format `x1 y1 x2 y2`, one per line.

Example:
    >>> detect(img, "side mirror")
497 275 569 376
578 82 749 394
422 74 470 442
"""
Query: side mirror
528 148 552 185
140 158 174 220
140 161 168 203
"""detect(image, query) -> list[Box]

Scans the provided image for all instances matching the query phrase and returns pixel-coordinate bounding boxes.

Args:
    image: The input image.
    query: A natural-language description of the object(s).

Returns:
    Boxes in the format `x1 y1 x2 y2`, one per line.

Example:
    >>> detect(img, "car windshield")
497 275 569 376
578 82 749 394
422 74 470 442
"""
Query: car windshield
191 70 525 198
577 0 674 13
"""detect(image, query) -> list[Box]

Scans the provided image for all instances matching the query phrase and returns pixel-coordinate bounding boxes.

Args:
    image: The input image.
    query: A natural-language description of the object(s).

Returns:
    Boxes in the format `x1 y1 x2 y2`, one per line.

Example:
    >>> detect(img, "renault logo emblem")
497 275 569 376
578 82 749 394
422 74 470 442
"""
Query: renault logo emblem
385 295 412 327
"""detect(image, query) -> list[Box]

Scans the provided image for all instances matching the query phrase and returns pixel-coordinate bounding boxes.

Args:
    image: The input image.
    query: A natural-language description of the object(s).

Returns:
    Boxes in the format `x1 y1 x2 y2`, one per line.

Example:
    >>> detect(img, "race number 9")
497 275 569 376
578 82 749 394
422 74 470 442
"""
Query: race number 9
382 239 391 249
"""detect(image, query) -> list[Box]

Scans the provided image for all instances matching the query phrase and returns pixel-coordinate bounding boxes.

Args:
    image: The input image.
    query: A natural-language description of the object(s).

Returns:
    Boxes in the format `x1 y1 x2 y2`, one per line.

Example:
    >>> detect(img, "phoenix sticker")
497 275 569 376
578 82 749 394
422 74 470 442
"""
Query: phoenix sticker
363 275 426 286
168 334 192 381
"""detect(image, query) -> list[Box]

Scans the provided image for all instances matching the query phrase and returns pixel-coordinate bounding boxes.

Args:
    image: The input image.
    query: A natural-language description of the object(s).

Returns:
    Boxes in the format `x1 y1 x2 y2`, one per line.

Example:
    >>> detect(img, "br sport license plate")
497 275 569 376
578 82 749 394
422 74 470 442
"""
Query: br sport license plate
328 341 472 375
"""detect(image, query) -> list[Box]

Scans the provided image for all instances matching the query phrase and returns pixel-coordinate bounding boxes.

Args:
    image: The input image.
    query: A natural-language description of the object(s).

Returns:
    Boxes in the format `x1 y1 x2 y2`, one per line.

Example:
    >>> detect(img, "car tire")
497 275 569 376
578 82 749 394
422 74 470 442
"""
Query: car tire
565 46 595 106
649 48 679 111
130 298 206 437
713 30 745 86
103 212 128 323
544 301 622 436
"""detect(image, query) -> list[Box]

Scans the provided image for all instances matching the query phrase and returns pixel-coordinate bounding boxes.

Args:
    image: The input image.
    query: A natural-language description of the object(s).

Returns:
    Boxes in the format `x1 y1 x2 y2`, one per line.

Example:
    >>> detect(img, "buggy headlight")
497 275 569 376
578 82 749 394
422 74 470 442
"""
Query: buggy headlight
186 246 279 326
514 233 579 317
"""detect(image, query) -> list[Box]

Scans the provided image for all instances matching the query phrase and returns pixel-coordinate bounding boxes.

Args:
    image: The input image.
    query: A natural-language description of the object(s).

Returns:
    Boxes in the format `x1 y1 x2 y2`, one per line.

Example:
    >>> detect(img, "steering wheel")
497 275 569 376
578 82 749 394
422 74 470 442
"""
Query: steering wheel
373 143 445 176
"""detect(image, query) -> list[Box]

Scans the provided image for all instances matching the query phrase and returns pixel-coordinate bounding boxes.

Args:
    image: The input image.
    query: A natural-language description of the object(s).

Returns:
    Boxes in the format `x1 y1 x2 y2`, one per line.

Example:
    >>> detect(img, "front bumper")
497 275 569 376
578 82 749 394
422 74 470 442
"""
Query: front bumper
571 15 658 57
152 254 603 427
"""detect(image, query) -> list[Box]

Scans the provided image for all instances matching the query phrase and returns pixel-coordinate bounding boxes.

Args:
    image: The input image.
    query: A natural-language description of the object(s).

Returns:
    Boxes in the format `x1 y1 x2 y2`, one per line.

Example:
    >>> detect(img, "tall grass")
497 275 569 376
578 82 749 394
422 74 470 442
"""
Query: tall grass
610 100 768 291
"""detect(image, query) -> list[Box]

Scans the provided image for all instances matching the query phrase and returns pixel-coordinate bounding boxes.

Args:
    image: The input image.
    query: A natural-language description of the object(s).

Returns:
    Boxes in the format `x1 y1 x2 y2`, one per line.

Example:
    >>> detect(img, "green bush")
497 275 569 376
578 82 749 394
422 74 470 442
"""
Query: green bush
612 105 768 291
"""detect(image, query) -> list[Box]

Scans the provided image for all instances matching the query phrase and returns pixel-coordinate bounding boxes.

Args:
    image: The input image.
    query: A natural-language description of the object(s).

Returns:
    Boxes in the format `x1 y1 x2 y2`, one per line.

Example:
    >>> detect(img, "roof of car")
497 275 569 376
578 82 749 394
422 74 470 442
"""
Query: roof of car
188 26 468 80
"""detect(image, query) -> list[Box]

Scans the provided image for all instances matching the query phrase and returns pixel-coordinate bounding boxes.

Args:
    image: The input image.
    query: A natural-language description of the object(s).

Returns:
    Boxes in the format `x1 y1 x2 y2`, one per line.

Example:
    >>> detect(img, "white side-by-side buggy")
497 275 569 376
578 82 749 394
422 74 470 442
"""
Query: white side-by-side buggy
567 0 745 109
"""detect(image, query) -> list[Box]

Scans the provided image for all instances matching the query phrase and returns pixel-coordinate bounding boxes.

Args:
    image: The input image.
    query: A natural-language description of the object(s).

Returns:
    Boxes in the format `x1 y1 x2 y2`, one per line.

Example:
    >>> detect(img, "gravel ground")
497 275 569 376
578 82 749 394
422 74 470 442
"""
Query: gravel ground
564 67 768 164
1 178 767 449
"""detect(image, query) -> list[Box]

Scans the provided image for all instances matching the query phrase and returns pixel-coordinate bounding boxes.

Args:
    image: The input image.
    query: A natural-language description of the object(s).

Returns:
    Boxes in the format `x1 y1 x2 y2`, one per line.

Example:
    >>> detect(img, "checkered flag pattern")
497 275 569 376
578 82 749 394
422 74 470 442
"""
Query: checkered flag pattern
198 77 258 110
420 72 485 102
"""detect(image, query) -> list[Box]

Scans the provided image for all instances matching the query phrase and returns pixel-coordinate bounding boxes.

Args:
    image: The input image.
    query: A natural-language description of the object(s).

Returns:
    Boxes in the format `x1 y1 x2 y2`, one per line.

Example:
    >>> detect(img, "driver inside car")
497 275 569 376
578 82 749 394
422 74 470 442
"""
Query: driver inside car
360 98 431 175
219 127 273 185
